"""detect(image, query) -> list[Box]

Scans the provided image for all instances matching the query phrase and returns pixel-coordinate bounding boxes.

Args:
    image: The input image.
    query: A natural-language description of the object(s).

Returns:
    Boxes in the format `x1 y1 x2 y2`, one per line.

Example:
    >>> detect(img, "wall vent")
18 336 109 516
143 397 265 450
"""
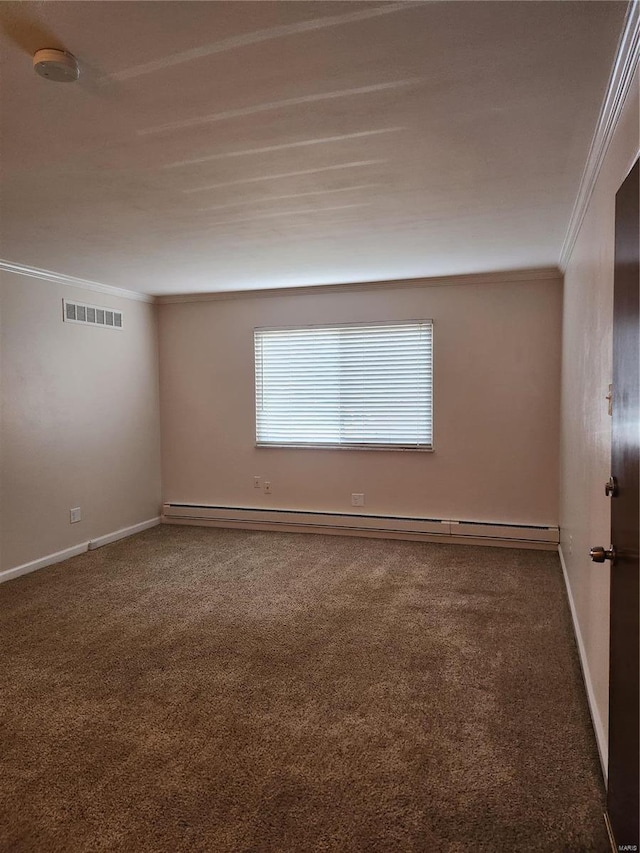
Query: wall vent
62 299 123 330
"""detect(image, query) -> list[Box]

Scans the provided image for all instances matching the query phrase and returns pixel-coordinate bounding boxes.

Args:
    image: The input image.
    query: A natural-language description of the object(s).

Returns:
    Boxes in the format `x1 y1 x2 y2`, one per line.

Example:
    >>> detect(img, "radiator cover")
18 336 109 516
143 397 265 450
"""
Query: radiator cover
162 503 559 545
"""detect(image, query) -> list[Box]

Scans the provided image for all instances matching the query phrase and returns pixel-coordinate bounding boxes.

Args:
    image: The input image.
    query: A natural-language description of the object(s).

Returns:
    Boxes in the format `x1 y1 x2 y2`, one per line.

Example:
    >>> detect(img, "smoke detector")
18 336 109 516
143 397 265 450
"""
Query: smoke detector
33 49 79 83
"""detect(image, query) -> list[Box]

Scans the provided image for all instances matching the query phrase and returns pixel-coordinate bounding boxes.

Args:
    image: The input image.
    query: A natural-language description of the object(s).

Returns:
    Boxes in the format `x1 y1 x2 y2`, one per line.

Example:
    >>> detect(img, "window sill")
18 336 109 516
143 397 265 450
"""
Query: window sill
255 443 434 452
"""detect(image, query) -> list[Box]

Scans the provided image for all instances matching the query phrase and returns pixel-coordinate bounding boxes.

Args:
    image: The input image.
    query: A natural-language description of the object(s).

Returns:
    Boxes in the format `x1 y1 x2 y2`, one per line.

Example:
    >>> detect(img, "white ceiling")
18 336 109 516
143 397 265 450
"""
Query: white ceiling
0 1 627 295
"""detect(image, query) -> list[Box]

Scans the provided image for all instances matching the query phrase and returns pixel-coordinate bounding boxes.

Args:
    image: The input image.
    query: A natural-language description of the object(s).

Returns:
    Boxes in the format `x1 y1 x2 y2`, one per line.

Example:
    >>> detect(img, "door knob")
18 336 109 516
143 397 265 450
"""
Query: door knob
605 476 618 497
590 545 616 563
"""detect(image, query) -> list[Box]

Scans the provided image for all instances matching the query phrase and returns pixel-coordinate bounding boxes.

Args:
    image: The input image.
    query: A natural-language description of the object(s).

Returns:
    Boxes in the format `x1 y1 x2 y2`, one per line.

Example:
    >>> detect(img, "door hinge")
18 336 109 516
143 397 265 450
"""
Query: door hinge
606 383 613 416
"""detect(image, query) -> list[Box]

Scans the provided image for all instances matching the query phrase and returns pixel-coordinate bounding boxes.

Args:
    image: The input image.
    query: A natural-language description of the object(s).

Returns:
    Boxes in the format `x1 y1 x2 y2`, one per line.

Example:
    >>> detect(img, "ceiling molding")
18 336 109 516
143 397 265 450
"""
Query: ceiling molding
559 0 640 271
0 260 155 304
156 267 562 305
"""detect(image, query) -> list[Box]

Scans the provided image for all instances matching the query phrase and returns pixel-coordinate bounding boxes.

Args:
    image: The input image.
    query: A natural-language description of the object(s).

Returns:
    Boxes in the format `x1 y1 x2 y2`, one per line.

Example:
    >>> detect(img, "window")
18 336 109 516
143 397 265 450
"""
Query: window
254 320 433 450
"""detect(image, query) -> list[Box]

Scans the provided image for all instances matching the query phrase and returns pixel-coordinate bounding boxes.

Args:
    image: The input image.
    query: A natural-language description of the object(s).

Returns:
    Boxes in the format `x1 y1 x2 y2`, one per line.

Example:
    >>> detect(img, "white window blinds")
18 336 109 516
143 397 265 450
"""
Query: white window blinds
254 320 433 449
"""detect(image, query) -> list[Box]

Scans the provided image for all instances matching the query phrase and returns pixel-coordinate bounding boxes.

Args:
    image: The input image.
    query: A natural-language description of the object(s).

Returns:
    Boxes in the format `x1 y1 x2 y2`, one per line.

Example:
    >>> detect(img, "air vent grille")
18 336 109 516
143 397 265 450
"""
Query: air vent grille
62 299 123 330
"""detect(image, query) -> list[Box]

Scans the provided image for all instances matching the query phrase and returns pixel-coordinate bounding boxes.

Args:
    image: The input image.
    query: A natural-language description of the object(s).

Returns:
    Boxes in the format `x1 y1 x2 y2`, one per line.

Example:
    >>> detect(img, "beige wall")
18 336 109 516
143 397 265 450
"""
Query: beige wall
159 273 562 526
559 68 639 770
0 272 162 572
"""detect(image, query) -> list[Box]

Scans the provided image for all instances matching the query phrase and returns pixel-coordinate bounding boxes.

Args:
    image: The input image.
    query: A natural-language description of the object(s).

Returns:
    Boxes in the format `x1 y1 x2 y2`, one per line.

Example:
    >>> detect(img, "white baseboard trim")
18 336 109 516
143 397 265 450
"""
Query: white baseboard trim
0 542 89 585
0 516 162 584
558 544 608 782
88 516 161 550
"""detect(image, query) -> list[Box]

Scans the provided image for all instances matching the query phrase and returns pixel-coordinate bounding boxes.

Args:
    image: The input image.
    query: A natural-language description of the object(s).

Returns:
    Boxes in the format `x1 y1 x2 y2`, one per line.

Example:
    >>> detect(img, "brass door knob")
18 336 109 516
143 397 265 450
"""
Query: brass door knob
590 545 616 563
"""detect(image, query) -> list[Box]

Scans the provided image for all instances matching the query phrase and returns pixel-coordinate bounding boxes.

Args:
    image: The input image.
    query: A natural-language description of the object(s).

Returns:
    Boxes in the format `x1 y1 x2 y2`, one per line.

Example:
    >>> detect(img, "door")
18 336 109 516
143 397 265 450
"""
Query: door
607 157 639 849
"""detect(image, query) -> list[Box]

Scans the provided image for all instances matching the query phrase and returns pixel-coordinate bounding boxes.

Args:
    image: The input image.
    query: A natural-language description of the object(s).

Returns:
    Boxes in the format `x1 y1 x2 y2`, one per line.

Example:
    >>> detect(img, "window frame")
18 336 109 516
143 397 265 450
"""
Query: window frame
253 319 434 452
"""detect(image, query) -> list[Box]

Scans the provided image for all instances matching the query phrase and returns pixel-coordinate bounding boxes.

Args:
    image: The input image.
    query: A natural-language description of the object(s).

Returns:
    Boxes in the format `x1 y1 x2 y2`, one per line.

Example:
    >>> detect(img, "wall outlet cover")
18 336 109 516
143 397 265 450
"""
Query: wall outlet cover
351 493 365 507
70 507 82 523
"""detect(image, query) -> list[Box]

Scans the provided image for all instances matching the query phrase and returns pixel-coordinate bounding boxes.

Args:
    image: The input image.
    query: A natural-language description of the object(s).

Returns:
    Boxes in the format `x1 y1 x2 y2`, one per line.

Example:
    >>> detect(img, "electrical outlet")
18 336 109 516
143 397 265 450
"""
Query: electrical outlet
254 476 261 489
70 507 82 524
264 481 272 494
351 493 365 507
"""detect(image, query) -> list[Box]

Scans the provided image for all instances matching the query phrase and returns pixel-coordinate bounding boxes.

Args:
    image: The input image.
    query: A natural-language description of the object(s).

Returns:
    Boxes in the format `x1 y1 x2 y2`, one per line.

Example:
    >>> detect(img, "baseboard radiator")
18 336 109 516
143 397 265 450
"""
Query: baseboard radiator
162 504 559 548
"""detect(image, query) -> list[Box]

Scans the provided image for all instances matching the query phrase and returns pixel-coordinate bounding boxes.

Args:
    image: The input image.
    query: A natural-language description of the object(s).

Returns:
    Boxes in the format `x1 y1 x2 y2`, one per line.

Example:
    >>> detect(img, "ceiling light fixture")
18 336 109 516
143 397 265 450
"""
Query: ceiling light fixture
33 49 79 83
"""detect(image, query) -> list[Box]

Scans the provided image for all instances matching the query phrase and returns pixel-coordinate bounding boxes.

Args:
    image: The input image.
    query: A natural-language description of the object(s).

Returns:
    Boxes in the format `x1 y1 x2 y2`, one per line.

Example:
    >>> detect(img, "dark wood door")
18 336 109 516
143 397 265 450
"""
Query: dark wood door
607 157 639 849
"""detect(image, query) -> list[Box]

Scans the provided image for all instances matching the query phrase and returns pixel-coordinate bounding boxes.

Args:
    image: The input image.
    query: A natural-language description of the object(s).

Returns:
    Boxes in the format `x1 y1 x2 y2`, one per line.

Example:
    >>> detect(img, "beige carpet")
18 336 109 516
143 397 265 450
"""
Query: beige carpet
0 526 608 852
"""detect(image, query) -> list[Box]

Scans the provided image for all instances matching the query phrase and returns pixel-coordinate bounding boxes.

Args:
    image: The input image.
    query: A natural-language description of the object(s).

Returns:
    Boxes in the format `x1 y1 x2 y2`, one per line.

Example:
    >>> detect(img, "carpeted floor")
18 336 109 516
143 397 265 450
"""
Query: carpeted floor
0 526 608 852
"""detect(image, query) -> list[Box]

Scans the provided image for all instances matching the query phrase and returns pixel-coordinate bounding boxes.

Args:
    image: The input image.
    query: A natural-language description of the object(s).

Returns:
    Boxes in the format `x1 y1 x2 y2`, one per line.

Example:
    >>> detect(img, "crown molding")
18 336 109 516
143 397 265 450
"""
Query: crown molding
559 0 640 271
0 260 155 304
156 266 561 305
0 260 560 306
